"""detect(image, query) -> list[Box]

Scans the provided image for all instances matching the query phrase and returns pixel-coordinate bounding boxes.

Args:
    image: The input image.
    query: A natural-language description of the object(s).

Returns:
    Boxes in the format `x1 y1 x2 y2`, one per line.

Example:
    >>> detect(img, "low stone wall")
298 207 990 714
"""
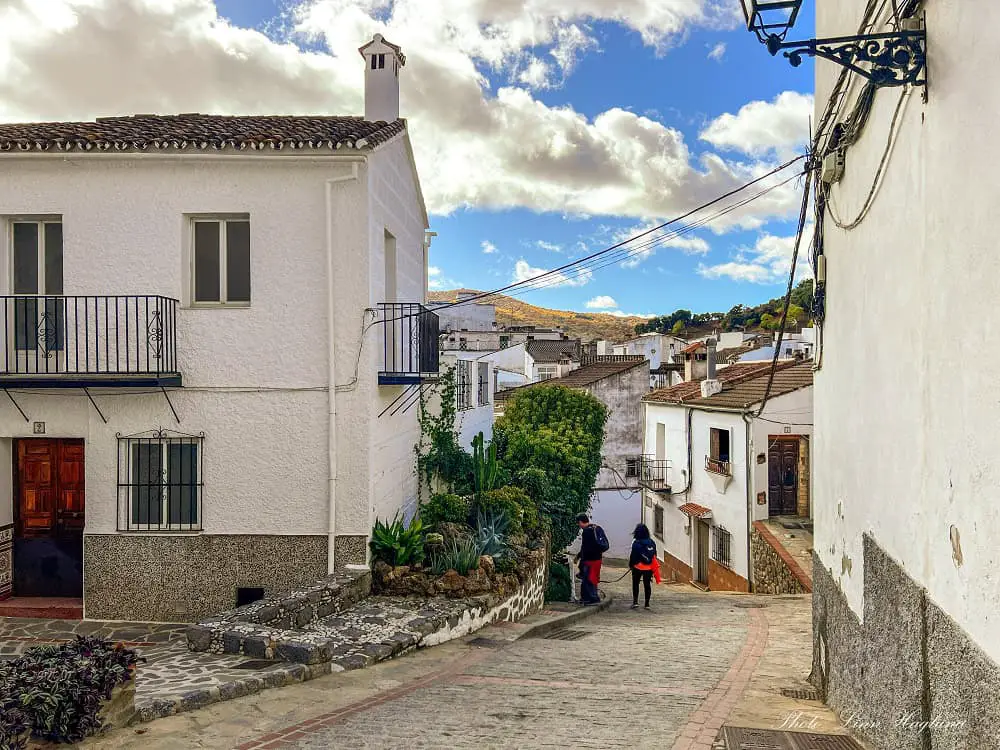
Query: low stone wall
186 569 371 655
751 522 811 594
84 534 328 622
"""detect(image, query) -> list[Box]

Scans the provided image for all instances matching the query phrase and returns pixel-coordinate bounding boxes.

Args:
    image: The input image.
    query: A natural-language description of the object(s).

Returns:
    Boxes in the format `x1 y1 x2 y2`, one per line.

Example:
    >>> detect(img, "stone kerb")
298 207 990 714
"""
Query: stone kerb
186 569 371 656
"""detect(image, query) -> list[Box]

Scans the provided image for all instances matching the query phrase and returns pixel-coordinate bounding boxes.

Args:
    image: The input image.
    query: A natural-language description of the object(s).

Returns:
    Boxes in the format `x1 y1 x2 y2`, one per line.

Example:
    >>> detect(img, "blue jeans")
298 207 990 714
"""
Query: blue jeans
579 560 601 603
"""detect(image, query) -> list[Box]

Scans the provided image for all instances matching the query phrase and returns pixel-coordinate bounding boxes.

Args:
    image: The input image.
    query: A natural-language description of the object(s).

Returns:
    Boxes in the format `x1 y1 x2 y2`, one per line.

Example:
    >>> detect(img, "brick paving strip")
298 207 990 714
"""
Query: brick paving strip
670 607 769 750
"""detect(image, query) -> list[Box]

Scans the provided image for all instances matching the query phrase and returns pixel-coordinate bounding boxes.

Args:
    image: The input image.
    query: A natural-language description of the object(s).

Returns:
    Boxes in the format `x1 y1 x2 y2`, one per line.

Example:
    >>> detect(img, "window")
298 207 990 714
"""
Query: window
712 525 732 568
537 366 557 381
192 218 250 305
456 360 473 410
707 428 732 475
653 505 664 539
118 431 204 531
625 458 639 478
10 220 64 351
477 362 490 406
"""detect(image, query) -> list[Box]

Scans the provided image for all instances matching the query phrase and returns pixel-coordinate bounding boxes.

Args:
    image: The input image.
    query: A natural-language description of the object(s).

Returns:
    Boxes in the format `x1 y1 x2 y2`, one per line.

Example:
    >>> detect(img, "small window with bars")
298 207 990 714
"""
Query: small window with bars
625 457 639 478
477 362 490 406
118 430 204 531
713 525 732 568
456 360 473 411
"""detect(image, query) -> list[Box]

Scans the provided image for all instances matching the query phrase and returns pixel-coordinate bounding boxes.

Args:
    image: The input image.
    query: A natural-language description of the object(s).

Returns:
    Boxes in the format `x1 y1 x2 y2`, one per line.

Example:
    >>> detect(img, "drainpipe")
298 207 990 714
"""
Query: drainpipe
325 163 362 574
742 411 754 592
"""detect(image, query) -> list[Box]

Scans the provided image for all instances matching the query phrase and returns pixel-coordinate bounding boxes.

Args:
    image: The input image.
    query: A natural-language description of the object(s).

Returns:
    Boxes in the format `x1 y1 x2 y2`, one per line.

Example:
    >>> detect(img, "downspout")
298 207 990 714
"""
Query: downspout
325 163 361 574
742 411 754 591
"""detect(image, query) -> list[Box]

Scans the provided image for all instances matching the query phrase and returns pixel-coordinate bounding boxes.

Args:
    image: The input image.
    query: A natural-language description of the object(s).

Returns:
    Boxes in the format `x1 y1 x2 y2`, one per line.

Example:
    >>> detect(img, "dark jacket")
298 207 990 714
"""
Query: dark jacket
579 525 605 561
629 538 657 568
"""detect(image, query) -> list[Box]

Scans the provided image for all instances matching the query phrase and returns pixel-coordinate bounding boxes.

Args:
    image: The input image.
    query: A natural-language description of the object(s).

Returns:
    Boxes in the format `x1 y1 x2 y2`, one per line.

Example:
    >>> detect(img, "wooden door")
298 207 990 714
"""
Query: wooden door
13 439 85 597
696 520 710 585
767 439 800 516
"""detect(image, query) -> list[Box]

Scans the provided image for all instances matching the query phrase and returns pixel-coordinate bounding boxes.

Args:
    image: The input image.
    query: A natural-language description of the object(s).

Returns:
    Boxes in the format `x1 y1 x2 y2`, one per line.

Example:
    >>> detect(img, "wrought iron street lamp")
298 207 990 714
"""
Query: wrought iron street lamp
739 0 926 88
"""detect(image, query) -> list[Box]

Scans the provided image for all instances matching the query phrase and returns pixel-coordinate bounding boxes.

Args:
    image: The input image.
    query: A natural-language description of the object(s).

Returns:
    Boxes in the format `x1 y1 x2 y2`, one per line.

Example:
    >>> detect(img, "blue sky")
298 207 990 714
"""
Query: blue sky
0 0 815 319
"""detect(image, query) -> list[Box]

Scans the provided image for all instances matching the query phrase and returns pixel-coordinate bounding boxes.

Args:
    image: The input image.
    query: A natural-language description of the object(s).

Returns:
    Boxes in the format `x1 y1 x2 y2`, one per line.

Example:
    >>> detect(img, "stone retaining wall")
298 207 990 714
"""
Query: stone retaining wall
751 522 811 594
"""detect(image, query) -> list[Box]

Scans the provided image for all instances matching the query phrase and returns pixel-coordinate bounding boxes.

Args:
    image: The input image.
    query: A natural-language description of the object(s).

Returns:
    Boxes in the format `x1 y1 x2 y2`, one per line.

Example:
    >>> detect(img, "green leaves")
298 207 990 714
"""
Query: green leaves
419 493 470 529
471 431 499 495
370 512 425 567
430 537 483 576
0 637 143 746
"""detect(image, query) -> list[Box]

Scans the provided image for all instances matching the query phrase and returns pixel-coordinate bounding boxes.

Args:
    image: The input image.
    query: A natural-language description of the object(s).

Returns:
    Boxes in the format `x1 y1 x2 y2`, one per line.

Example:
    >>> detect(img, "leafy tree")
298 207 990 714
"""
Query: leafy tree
495 385 608 554
671 320 685 335
790 279 814 313
760 313 780 330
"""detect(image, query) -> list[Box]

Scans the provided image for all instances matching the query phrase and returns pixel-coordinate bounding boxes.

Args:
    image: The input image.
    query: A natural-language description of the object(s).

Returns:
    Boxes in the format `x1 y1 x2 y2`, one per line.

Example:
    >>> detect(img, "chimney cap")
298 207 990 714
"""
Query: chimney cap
358 33 407 66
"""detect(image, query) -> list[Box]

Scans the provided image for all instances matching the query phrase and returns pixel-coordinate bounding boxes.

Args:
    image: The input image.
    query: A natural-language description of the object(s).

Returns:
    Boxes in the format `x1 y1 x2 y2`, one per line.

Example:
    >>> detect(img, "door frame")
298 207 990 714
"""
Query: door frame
694 519 711 585
767 436 801 516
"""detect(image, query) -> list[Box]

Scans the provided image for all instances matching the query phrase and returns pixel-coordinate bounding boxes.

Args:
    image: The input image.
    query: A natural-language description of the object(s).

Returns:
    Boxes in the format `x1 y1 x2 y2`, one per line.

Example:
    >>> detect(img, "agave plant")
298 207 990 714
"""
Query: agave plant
474 509 510 563
431 537 484 576
370 513 425 567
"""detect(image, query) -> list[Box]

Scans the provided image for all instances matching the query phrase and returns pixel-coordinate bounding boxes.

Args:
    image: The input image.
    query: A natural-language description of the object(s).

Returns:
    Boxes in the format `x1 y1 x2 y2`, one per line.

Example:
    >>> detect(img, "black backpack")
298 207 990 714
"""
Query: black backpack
593 525 610 554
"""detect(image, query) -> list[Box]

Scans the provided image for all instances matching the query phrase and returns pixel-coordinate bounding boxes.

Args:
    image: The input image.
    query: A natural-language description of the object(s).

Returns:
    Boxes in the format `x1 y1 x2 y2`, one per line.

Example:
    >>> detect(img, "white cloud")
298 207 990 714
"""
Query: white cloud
481 240 498 254
707 42 726 61
536 240 563 253
513 259 592 288
697 226 814 284
610 310 656 318
700 91 813 160
0 0 800 226
428 264 463 289
585 295 618 309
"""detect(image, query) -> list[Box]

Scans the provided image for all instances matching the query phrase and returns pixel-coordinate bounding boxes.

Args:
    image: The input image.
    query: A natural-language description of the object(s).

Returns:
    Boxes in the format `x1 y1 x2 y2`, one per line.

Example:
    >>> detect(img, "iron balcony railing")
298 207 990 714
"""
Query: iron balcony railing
638 455 672 493
0 295 180 385
378 302 440 385
705 456 733 476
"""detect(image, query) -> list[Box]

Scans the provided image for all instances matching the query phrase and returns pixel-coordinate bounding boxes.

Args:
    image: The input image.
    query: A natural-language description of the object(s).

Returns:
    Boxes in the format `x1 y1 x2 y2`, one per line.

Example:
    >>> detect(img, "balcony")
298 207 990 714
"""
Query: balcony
637 455 672 493
0 295 180 388
705 456 732 476
377 303 440 386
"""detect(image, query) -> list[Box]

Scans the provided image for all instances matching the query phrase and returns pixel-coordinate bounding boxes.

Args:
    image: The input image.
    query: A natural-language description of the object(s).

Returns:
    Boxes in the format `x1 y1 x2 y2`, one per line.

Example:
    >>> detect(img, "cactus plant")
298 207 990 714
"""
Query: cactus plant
471 431 499 495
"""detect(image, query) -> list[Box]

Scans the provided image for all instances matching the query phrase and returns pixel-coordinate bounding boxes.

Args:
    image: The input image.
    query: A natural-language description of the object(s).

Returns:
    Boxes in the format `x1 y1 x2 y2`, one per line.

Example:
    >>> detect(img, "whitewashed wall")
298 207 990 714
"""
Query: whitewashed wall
590 488 640 560
439 351 495 450
814 1 1000 666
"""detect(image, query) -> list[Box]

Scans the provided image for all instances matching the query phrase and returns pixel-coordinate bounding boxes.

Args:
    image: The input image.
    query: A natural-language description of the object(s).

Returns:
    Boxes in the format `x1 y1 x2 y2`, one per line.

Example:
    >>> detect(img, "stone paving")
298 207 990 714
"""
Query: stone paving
79 566 861 750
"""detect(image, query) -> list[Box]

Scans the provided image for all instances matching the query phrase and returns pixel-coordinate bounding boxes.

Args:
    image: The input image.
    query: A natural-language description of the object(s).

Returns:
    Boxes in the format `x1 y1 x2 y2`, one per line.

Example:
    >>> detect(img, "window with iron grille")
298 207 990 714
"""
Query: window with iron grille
456 360 473 410
625 457 639 478
117 430 204 531
713 525 732 568
477 362 490 406
653 504 664 539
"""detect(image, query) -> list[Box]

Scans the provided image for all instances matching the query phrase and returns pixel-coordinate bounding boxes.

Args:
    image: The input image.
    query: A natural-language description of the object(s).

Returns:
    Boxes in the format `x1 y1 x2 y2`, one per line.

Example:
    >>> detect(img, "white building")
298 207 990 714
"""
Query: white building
438 350 494 450
639 359 812 591
430 291 499 351
0 35 436 623
497 356 649 558
524 339 581 382
808 5 1000 748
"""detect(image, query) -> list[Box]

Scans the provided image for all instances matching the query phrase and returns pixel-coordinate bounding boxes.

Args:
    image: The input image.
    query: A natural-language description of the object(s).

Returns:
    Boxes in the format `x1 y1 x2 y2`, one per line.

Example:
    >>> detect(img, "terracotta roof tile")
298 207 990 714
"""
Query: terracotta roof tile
643 360 811 409
678 503 712 518
0 114 406 153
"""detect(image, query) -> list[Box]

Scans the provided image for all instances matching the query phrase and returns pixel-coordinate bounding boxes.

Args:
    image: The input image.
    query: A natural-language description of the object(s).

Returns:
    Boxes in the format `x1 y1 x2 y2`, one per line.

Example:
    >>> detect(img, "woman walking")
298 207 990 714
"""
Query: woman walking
628 523 661 609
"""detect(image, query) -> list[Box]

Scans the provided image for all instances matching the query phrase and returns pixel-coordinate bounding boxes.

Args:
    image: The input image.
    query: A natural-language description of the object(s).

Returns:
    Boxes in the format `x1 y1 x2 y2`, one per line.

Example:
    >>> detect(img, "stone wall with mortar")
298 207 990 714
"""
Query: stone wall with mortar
751 524 810 595
84 534 327 622
811 535 1000 750
334 535 368 570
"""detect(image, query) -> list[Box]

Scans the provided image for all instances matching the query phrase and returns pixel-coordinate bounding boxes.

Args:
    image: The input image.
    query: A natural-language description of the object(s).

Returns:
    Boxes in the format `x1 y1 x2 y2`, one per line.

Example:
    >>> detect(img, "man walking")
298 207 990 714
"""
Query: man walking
574 513 608 605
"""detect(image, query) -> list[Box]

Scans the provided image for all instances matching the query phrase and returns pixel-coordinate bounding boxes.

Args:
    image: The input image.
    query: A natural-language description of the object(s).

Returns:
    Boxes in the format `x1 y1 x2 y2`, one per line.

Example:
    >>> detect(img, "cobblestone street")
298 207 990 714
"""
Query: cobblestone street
81 567 855 750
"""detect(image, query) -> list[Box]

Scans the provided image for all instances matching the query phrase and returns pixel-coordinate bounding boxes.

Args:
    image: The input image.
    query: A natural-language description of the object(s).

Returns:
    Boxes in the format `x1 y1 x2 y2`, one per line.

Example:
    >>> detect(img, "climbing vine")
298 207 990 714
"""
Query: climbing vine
415 366 473 498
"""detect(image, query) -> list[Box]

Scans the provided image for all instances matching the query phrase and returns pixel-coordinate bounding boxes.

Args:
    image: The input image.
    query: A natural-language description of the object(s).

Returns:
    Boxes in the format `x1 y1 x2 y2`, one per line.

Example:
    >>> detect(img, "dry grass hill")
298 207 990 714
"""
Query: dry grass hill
427 289 645 343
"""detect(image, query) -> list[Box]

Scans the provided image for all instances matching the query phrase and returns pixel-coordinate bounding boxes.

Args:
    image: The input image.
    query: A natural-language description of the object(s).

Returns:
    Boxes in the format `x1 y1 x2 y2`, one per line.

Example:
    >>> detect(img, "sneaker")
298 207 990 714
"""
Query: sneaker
644 604 651 610
630 603 639 610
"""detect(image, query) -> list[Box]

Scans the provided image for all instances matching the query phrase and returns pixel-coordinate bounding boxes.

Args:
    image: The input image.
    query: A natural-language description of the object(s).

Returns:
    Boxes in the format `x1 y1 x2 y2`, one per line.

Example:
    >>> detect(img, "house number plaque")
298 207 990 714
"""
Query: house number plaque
33 422 45 435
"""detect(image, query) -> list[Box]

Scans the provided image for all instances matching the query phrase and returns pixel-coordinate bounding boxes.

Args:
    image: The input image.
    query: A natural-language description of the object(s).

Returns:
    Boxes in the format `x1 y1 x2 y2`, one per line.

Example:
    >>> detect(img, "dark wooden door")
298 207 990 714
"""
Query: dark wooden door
768 439 799 516
696 521 710 585
13 439 85 597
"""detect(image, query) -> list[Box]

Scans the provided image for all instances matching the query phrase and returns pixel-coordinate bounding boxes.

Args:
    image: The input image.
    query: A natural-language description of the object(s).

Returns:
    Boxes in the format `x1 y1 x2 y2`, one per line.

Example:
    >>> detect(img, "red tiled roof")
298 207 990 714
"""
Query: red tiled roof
681 341 705 354
678 503 712 518
0 114 406 154
643 362 780 404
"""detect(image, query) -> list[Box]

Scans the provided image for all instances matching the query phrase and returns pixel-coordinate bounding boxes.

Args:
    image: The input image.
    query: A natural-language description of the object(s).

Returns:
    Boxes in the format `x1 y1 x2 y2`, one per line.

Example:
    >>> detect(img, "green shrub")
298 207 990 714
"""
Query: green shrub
370 513 425 567
546 561 572 602
431 537 483 576
0 636 142 747
419 493 470 529
476 486 539 535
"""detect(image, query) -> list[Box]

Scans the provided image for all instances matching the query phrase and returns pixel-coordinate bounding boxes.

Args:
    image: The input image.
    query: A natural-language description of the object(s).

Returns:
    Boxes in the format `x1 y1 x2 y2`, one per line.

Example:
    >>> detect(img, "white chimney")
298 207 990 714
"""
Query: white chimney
700 337 722 398
358 34 405 122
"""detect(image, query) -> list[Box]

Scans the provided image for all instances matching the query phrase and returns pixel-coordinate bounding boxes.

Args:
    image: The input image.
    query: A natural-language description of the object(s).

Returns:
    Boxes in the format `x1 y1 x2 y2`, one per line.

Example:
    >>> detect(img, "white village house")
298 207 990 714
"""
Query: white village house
0 35 438 623
639 346 812 592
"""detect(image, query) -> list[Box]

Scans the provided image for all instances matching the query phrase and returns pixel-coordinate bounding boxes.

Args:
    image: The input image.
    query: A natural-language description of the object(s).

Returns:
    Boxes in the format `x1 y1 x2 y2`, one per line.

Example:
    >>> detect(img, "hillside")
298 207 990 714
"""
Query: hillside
427 290 644 343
